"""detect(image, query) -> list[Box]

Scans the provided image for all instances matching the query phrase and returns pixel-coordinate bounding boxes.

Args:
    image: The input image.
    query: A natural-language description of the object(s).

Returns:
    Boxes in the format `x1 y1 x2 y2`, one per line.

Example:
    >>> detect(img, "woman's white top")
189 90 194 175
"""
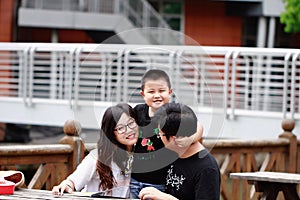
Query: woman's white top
67 149 130 198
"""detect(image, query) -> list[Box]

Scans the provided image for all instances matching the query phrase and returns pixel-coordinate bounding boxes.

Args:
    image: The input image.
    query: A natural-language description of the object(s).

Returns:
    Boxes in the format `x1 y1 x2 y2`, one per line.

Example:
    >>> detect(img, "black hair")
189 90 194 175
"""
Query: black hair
154 103 197 140
140 69 171 90
96 103 137 191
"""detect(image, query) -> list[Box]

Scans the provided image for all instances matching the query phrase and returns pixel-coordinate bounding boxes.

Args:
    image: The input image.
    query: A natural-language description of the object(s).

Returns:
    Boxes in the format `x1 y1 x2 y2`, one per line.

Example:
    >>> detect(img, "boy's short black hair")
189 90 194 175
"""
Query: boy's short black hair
154 103 197 139
141 69 171 90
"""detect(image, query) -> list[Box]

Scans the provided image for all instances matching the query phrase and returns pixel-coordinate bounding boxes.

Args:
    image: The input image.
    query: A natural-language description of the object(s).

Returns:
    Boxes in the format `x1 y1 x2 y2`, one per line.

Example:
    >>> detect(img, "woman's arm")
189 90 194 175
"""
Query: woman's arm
52 149 97 195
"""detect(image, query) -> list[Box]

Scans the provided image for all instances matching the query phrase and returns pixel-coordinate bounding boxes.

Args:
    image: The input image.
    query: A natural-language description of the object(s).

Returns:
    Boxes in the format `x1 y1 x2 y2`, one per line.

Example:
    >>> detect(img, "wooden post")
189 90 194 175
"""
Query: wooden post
279 119 297 173
0 123 5 141
59 119 85 173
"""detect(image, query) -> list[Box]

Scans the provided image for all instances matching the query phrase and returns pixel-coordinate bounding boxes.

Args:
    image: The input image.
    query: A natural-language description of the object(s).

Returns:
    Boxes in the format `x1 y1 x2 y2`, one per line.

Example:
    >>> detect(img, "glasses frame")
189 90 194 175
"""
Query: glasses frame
159 133 167 137
114 118 137 135
158 128 167 137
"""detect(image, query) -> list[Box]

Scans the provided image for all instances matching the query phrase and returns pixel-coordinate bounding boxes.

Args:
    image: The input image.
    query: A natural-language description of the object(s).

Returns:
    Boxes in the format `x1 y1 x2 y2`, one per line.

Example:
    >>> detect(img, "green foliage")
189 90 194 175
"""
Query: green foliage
280 0 300 33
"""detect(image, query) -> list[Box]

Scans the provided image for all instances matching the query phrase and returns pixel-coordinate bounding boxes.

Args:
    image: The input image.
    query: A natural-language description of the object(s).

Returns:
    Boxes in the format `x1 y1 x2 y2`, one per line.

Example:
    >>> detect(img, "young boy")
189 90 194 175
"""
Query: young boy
130 69 203 198
139 103 221 200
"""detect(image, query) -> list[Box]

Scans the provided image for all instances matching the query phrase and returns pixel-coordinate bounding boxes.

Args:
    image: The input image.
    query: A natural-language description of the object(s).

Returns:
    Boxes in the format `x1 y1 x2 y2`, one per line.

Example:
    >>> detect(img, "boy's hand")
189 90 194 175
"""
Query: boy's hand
175 122 203 148
174 136 195 148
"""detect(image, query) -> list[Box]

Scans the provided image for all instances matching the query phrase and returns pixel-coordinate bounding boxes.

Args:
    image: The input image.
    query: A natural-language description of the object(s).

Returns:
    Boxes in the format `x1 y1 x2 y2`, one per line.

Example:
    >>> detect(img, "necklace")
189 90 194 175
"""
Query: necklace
121 145 135 177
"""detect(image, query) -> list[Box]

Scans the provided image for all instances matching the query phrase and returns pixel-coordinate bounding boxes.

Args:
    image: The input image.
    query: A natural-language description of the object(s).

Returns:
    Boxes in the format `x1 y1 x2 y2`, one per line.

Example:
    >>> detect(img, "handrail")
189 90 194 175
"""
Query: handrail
0 144 72 155
20 0 175 44
0 119 85 190
1 43 300 136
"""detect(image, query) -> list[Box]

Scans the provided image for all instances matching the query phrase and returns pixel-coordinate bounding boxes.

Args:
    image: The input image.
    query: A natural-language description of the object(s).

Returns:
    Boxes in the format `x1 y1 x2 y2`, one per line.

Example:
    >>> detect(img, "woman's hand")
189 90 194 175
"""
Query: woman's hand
139 187 178 200
52 179 74 196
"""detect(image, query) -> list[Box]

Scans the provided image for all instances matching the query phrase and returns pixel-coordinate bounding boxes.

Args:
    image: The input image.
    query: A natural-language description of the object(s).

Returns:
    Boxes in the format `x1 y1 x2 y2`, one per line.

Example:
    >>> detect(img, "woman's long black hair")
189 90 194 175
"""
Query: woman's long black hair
96 103 137 191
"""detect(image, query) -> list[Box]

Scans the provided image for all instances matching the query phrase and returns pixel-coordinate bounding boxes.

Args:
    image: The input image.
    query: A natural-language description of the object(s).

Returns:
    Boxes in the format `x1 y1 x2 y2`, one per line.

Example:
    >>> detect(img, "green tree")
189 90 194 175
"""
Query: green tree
280 0 300 33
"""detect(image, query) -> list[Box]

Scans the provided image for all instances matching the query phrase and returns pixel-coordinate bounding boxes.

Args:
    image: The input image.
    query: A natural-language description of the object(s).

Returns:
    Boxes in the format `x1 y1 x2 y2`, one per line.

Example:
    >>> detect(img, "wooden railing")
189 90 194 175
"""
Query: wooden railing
0 119 85 190
204 119 298 200
0 119 298 199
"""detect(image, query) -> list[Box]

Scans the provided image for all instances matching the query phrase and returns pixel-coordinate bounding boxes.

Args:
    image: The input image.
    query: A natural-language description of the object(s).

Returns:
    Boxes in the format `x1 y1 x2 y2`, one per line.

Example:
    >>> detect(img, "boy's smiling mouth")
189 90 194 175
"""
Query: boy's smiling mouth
153 100 162 103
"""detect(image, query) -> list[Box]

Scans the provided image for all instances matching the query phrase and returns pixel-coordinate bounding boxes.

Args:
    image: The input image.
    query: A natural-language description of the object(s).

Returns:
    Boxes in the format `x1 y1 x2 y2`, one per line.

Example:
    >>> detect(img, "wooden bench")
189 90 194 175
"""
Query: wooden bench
230 171 300 200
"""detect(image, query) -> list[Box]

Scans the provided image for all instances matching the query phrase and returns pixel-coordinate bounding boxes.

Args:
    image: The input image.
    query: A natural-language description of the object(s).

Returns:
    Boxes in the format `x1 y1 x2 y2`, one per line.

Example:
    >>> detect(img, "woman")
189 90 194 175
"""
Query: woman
52 103 138 198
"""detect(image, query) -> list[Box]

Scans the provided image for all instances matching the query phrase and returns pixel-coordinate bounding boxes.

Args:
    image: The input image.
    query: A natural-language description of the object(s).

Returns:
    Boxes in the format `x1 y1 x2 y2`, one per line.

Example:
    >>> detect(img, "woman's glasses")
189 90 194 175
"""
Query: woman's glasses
114 118 137 135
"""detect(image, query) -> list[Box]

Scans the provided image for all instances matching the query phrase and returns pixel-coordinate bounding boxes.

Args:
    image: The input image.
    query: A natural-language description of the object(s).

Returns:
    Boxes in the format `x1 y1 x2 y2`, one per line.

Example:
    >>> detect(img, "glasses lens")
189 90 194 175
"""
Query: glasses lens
127 119 136 129
115 119 136 134
115 125 126 134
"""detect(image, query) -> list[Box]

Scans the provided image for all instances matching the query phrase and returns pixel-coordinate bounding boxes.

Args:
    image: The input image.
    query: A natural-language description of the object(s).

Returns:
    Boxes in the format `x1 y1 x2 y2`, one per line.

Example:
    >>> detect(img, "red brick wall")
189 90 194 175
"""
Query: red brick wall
58 30 94 43
0 0 14 42
18 28 94 43
184 0 242 46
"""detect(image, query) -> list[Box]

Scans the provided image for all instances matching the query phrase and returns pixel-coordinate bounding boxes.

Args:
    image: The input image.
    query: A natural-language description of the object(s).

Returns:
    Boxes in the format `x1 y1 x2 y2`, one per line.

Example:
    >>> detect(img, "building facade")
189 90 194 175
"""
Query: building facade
0 0 299 48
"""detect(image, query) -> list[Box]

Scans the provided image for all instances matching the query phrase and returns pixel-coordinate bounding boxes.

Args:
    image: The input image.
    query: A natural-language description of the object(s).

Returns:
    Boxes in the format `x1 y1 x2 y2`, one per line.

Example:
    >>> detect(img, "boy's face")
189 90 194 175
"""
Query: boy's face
141 78 173 112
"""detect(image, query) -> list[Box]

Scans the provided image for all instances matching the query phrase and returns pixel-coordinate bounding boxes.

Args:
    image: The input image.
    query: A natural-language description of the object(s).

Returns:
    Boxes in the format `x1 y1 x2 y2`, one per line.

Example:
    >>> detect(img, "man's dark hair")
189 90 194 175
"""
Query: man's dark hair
140 69 171 90
154 103 197 139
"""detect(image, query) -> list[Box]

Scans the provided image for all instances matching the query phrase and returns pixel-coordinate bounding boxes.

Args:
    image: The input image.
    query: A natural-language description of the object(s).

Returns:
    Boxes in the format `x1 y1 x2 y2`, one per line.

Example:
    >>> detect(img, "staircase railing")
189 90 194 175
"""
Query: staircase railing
118 0 181 44
20 0 180 44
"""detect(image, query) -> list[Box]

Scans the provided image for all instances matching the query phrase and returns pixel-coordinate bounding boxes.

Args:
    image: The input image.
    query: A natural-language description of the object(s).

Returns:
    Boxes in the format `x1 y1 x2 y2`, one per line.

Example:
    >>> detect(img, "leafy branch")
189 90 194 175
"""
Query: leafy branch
280 0 300 33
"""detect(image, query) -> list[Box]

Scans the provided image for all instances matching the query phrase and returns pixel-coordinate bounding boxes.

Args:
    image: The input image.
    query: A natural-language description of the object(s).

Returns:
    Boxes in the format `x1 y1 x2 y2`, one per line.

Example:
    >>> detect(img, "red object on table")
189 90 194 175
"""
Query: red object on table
0 178 15 195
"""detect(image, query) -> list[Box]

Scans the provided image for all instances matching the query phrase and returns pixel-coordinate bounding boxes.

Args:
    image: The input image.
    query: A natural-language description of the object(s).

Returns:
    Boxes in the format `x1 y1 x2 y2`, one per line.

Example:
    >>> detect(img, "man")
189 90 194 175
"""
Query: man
139 103 220 200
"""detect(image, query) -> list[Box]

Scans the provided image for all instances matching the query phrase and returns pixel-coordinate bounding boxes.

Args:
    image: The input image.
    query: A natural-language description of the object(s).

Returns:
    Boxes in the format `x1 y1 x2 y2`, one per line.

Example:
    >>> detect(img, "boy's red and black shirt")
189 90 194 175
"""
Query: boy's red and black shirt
131 104 177 184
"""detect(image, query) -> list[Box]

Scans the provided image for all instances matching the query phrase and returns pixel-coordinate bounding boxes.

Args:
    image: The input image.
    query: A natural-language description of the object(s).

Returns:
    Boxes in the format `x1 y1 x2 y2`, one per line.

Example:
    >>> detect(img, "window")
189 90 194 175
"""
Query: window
148 0 184 32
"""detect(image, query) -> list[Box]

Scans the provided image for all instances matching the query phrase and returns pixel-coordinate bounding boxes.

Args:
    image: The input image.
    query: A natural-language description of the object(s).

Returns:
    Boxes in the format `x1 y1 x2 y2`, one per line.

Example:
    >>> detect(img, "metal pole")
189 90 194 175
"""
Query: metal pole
267 17 276 48
257 17 267 47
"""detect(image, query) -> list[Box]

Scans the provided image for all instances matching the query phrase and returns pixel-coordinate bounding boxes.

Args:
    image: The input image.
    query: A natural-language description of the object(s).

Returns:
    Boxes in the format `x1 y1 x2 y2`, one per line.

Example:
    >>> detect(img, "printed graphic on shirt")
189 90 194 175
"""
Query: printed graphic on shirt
166 165 185 191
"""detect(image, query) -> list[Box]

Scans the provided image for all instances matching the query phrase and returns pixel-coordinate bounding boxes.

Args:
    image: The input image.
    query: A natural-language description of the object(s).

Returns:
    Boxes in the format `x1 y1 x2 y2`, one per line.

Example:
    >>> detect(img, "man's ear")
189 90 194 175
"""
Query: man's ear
169 88 173 95
169 135 177 141
169 136 180 147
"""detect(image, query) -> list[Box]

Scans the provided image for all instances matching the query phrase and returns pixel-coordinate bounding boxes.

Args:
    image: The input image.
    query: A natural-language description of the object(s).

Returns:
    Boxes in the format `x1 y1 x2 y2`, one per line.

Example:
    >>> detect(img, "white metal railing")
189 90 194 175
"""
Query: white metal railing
0 43 300 130
20 0 180 45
